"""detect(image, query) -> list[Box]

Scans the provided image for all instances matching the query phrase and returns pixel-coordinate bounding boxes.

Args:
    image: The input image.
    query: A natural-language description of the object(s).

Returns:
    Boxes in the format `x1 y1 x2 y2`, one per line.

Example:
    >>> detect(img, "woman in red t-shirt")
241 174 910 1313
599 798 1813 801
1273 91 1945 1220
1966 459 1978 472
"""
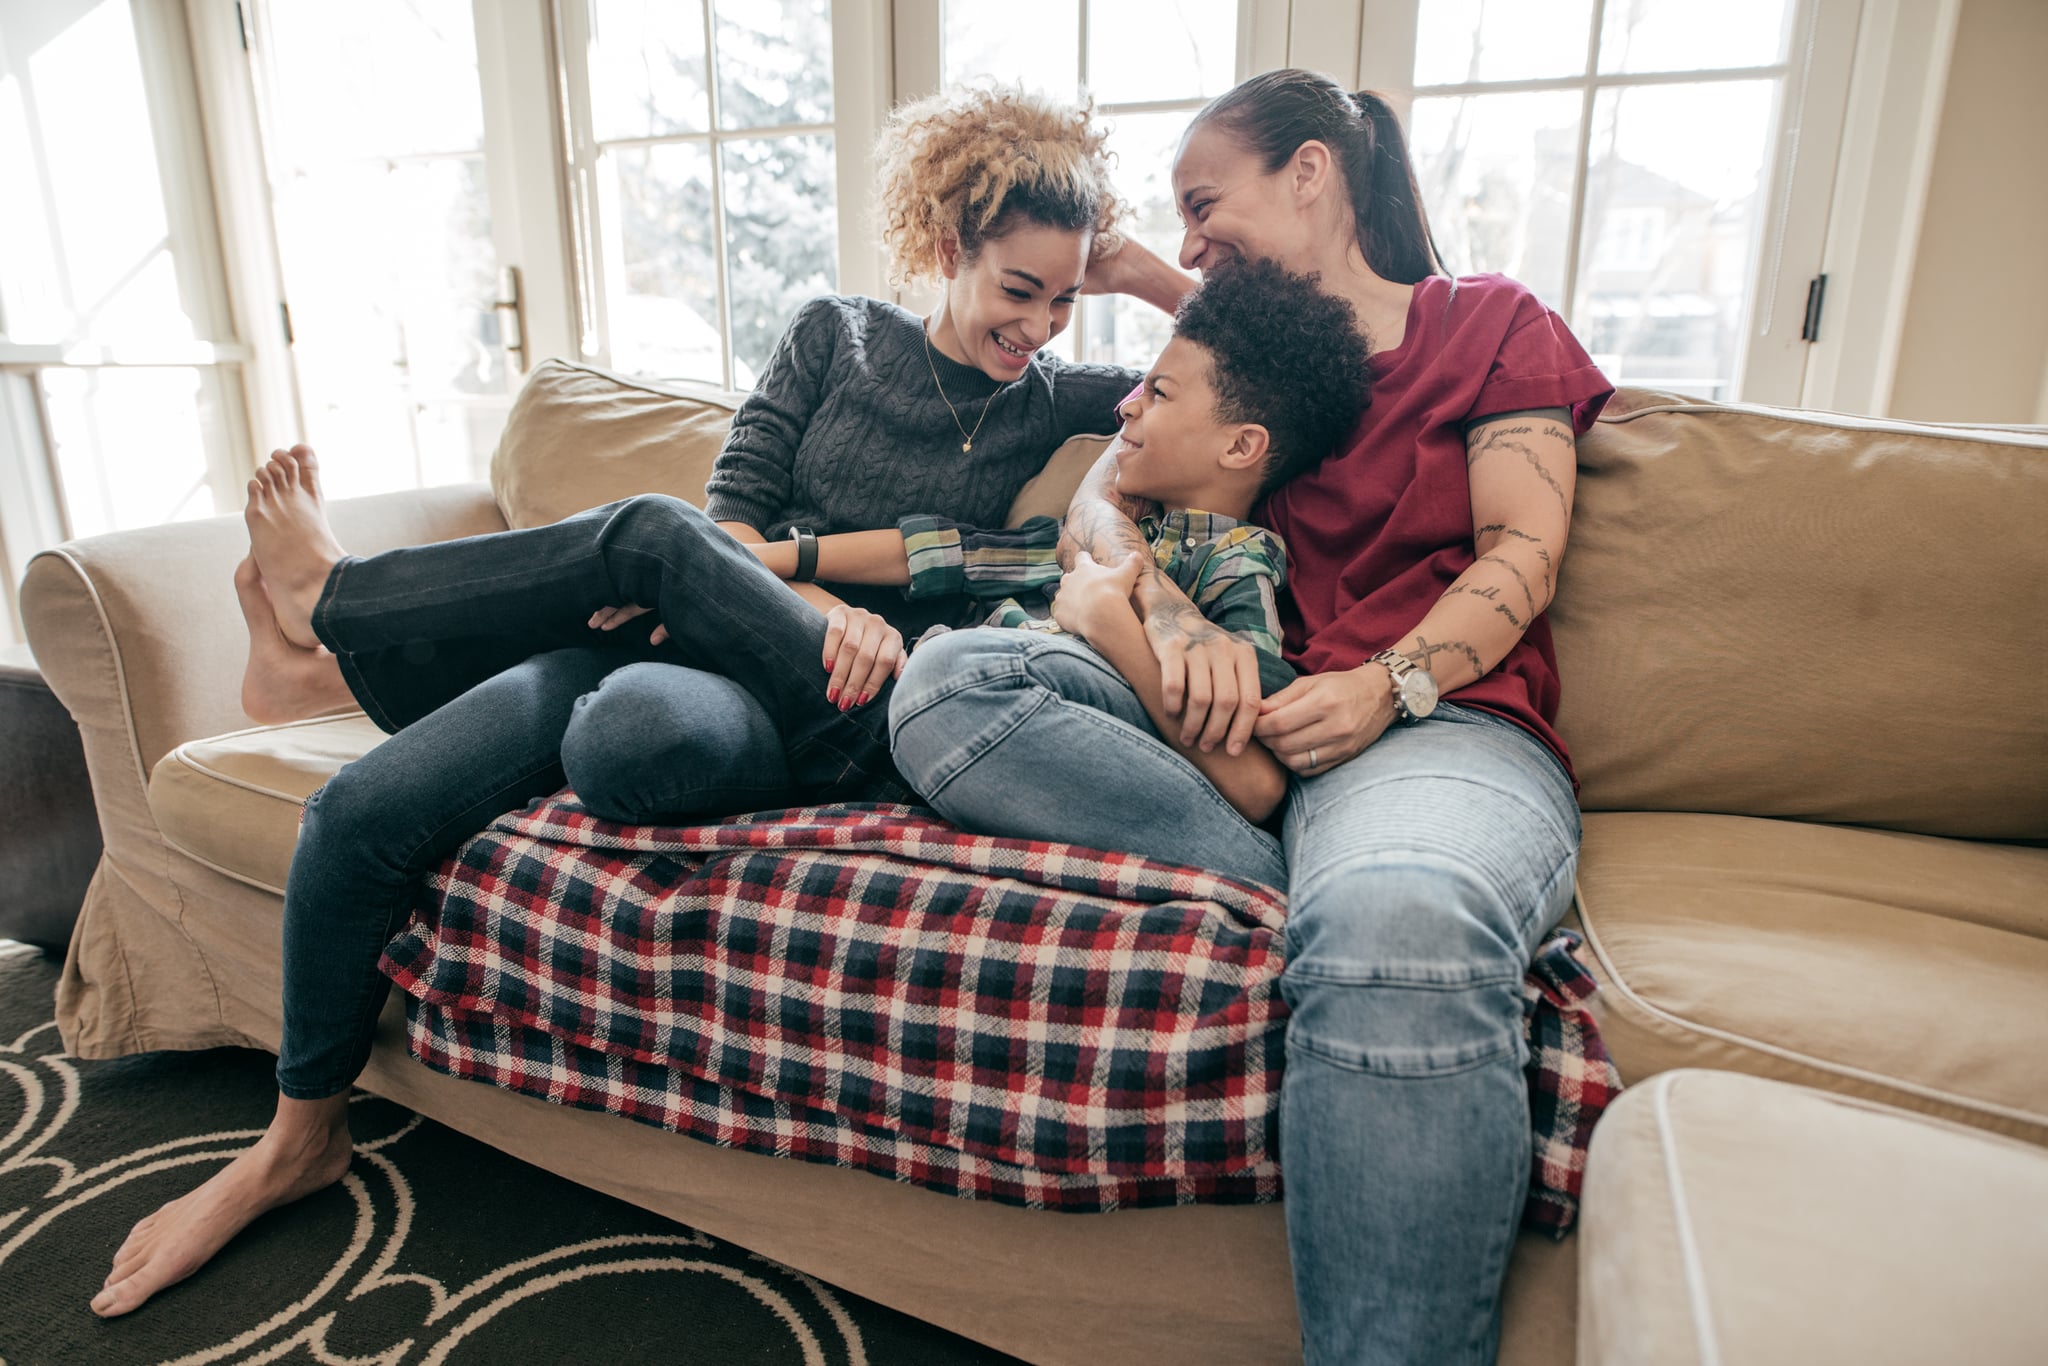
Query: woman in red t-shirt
1070 69 1613 1365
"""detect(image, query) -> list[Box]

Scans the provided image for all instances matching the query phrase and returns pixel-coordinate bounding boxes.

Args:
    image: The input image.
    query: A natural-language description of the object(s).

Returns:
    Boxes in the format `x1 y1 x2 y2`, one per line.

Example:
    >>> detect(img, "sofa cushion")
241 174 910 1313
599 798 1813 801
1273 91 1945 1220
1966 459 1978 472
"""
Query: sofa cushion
489 360 747 529
1573 810 2048 1144
150 715 385 891
489 356 1117 533
1554 390 2048 839
1578 1070 2048 1365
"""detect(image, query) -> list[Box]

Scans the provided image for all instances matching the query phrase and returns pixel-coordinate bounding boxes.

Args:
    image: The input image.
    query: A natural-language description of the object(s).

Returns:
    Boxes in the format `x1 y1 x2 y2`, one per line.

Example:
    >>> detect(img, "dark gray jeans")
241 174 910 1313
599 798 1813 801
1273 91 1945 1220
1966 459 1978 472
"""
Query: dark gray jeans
276 495 905 1098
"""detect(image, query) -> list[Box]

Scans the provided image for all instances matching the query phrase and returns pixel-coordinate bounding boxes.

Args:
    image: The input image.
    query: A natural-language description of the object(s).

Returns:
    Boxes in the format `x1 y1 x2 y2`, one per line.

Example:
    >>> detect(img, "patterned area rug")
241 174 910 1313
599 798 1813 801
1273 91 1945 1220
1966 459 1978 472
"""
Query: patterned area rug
0 942 1022 1365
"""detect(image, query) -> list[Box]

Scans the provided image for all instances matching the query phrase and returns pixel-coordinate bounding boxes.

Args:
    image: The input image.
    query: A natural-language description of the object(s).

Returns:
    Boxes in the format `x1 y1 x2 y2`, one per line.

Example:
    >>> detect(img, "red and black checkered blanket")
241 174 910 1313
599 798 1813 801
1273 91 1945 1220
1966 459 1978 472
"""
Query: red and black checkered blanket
383 798 1619 1234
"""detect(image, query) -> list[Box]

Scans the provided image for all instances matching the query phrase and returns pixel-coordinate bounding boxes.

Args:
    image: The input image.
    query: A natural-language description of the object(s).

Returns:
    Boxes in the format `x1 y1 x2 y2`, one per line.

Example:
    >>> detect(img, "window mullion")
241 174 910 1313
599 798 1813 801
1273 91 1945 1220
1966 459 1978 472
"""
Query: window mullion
1559 0 1609 327
700 4 736 391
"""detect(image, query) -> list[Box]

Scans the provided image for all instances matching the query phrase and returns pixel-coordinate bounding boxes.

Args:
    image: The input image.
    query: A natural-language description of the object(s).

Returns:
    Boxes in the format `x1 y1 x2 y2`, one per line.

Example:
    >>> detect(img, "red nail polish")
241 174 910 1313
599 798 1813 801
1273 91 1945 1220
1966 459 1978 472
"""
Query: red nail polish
857 692 871 707
827 687 839 704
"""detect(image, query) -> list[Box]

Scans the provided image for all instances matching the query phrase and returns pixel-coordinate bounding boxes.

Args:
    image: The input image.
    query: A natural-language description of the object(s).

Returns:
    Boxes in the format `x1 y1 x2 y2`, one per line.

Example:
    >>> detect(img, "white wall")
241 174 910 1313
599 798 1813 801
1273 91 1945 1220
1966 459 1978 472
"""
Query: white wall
1888 0 2048 424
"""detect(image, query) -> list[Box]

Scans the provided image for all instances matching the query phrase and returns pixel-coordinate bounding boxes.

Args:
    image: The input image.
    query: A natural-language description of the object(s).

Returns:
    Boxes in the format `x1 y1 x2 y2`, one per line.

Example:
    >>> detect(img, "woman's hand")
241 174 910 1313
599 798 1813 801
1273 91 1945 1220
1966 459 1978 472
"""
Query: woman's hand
588 603 669 646
822 604 905 709
1051 549 1145 639
1253 663 1397 775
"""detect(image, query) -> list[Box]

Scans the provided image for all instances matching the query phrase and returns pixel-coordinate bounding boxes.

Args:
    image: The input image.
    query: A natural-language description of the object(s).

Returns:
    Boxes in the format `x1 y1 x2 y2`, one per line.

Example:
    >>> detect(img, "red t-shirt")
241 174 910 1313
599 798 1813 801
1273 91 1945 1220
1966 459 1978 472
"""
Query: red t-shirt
1257 273 1613 781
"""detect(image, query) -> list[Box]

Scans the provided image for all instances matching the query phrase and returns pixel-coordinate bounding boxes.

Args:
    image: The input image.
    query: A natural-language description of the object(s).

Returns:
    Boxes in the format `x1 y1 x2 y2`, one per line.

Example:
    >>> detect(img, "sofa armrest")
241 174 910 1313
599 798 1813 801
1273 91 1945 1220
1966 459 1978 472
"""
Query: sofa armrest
21 483 508 813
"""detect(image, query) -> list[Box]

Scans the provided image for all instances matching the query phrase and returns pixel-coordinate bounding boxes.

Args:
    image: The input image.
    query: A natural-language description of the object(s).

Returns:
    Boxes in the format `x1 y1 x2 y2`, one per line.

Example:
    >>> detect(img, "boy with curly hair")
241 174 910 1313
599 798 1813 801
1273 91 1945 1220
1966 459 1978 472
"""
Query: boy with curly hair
771 260 1370 881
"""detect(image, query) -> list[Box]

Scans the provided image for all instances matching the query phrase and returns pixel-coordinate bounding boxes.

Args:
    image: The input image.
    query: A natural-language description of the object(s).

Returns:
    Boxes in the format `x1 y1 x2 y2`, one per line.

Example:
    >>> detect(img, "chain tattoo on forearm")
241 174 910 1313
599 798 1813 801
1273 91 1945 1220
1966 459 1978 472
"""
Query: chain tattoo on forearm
1407 634 1487 680
1476 523 1558 601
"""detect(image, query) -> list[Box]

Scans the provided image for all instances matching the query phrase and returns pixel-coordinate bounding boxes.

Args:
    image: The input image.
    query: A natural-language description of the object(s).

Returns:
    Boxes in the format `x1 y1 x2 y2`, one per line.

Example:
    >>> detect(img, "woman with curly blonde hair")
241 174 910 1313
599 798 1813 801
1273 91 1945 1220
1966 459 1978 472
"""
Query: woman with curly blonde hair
94 87 1152 1318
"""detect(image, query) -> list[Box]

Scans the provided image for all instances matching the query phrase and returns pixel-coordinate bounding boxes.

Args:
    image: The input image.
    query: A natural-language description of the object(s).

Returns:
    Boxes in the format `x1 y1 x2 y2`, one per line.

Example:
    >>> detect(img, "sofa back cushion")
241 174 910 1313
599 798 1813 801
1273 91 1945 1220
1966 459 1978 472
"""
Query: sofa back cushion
491 361 748 528
1554 389 2048 838
491 358 1115 532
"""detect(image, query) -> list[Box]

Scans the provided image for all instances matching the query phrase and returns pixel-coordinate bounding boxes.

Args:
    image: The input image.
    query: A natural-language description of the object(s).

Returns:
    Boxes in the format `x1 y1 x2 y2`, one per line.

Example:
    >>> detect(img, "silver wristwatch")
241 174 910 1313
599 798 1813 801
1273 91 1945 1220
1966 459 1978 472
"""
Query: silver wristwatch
1370 649 1439 722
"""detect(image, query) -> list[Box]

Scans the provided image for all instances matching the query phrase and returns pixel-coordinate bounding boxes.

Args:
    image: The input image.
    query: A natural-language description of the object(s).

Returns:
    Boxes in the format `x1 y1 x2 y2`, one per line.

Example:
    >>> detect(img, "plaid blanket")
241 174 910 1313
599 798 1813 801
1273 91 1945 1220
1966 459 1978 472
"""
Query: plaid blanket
384 798 1619 1233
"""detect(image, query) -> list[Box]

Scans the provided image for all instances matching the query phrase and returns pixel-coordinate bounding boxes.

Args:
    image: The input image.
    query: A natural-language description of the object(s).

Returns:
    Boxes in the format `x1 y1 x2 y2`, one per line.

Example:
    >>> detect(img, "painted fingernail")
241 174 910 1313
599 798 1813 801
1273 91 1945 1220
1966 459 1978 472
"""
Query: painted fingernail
827 687 839 704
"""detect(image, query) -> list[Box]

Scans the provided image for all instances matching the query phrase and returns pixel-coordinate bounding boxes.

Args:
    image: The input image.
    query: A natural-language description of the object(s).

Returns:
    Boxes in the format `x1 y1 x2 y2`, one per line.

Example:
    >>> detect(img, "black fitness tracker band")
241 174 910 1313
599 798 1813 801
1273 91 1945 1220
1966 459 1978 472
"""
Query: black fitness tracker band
789 525 819 583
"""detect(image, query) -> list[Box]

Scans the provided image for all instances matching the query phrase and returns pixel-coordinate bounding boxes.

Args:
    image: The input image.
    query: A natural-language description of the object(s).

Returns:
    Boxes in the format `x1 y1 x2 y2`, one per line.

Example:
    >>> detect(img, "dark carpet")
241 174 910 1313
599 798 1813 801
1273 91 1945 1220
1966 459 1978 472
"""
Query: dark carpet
0 941 1024 1365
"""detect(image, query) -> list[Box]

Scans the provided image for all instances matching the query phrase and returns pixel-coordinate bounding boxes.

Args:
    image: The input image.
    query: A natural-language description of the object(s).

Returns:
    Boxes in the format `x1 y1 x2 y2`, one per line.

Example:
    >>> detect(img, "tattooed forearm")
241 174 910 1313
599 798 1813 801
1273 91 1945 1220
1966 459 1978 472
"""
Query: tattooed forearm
1448 581 1526 628
1475 524 1557 600
1408 635 1487 679
1059 499 1149 570
1145 590 1226 645
1475 553 1538 619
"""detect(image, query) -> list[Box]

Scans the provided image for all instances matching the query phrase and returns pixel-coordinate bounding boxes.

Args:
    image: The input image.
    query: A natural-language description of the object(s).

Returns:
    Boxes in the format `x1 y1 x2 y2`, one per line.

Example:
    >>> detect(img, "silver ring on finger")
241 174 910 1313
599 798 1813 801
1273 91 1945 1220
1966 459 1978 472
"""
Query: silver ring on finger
1308 747 1319 771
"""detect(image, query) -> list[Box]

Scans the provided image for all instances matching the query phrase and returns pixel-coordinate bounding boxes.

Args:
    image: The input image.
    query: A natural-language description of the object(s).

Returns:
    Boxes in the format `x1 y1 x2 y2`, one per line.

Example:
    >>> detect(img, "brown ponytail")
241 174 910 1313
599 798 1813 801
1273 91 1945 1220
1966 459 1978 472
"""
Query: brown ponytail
1192 70 1445 285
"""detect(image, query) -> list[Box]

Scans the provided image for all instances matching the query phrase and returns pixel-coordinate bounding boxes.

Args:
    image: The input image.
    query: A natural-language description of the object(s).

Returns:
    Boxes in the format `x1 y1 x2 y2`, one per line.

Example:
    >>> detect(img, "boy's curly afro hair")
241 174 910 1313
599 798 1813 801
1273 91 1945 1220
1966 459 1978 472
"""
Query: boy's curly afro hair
1171 260 1371 495
875 86 1124 287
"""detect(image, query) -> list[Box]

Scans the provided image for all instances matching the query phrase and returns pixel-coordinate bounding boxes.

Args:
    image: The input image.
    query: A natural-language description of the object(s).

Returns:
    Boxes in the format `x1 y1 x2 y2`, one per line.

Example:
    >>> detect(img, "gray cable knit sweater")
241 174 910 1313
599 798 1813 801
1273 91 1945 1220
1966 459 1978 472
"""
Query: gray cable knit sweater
702 295 1138 636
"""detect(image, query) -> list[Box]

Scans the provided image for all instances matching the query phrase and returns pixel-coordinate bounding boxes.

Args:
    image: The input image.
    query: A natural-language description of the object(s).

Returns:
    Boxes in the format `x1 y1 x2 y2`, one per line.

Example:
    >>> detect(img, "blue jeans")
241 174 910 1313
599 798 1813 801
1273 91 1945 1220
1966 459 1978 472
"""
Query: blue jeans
276 495 888 1098
887 628 1287 890
1279 702 1580 1365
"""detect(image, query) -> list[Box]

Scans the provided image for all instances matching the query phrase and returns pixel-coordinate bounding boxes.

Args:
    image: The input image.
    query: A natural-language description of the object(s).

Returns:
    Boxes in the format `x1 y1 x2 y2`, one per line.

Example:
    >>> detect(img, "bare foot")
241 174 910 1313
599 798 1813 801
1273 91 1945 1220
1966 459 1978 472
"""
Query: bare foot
235 557 355 724
92 1093 354 1317
245 444 345 650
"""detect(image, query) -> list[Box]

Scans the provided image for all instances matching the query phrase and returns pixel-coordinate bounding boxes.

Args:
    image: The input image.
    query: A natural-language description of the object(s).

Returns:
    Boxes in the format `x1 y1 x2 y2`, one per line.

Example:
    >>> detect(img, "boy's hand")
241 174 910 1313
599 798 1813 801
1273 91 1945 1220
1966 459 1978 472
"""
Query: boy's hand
822 605 905 710
1052 550 1146 639
588 603 669 646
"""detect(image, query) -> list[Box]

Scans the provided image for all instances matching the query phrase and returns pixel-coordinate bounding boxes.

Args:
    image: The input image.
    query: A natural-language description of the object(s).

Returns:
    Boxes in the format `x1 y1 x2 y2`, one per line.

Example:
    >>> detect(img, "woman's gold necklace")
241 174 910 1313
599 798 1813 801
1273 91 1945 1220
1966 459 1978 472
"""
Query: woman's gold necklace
924 327 1002 453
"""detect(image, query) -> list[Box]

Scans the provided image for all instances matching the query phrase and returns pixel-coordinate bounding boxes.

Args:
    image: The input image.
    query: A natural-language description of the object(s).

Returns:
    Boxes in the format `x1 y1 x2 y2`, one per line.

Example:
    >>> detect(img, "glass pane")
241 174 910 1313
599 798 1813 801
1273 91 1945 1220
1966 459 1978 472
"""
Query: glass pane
604 142 722 382
264 0 483 159
260 0 510 496
589 0 710 140
722 136 837 385
1413 0 1594 86
1599 0 1794 74
943 0 1080 98
1085 111 1191 369
715 0 833 129
1409 92 1583 310
1089 1 1237 105
41 367 232 538
1574 81 1780 399
0 0 224 344
273 155 508 498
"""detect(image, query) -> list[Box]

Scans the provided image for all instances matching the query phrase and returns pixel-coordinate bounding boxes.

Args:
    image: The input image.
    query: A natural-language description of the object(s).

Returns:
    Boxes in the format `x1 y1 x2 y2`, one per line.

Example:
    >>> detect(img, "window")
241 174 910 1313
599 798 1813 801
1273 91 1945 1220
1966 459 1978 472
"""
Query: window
1371 0 1858 402
558 0 843 388
0 0 248 553
247 0 516 499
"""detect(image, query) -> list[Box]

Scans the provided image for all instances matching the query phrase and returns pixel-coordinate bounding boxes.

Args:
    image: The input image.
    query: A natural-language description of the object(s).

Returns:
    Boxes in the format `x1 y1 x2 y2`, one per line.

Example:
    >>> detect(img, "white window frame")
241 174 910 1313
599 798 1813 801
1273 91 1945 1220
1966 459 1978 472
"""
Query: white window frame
550 0 893 388
1355 0 1863 407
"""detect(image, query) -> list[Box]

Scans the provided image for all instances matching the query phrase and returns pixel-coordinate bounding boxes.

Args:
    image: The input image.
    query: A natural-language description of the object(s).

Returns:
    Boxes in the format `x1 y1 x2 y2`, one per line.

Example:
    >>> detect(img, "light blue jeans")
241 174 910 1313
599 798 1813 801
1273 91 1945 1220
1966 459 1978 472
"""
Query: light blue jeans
1280 700 1580 1364
887 628 1288 889
895 627 1580 1362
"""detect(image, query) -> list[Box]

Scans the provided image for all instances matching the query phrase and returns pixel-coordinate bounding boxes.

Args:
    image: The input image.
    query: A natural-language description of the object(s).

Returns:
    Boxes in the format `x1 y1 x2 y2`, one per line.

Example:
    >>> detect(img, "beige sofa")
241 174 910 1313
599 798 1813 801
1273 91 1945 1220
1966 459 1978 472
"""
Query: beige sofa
23 364 2048 1364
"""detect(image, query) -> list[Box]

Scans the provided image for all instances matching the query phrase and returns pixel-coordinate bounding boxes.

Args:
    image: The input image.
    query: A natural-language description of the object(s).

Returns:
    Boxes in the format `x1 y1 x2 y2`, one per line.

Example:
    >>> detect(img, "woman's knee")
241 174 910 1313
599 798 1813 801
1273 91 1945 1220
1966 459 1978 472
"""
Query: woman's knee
561 664 787 820
1280 859 1538 1078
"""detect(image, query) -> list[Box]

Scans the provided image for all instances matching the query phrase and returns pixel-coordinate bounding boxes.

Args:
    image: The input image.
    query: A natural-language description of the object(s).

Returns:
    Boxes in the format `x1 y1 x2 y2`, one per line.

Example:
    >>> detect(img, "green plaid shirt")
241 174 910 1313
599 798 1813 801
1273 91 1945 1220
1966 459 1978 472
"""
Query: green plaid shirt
898 509 1296 696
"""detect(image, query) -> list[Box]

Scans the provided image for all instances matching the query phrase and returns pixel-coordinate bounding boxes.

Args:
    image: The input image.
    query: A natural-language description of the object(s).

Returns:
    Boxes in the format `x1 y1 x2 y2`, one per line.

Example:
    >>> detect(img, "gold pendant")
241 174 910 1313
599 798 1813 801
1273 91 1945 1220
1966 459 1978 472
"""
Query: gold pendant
962 441 972 452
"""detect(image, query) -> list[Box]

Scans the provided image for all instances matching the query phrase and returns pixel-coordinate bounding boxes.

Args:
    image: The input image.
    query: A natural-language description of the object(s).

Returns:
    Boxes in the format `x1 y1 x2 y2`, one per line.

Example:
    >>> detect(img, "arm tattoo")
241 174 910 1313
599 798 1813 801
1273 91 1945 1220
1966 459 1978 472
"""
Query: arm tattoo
1444 581 1524 628
1059 499 1149 570
1408 635 1486 679
1466 424 1574 521
1475 524 1557 601
1145 588 1226 645
1475 553 1538 619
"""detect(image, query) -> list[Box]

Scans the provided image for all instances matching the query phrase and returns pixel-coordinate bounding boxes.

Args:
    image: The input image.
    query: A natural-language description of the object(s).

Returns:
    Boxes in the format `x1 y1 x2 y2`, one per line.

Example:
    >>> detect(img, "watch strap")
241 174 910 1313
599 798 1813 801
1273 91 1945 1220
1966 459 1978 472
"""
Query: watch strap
1370 648 1421 721
789 526 819 583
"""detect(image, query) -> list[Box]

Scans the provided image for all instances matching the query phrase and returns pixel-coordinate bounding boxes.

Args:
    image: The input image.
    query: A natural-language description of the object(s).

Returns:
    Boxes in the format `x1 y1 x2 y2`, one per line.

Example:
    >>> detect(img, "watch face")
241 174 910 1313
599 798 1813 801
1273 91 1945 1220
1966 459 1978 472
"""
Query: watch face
1403 669 1440 718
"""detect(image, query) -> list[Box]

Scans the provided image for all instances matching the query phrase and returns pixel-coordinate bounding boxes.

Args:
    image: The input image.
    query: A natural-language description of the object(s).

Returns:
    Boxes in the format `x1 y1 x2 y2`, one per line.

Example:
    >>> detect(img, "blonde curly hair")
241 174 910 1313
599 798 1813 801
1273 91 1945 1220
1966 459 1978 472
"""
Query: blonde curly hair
875 86 1124 287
